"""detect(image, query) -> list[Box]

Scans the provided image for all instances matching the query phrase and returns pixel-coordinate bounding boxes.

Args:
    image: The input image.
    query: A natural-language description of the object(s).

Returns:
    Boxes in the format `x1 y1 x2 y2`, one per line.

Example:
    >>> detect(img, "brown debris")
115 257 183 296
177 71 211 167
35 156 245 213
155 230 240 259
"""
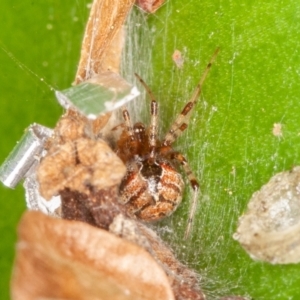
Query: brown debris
61 187 129 230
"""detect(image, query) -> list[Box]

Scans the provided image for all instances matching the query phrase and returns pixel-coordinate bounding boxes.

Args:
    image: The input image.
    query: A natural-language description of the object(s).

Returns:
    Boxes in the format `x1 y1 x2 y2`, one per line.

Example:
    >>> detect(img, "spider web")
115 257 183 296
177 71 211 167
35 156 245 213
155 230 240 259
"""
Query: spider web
122 4 237 299
122 1 300 299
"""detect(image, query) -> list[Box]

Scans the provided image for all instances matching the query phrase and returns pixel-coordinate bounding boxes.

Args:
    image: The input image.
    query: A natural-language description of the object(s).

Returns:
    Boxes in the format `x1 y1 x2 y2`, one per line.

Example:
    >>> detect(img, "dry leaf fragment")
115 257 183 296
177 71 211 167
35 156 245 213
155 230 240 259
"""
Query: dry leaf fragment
37 136 126 200
75 0 136 83
37 109 126 201
234 166 300 264
11 211 175 300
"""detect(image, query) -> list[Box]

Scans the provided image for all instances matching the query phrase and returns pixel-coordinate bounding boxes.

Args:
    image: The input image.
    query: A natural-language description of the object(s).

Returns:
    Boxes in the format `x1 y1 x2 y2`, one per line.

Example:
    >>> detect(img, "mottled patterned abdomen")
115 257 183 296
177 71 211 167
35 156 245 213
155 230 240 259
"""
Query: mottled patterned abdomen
119 158 184 222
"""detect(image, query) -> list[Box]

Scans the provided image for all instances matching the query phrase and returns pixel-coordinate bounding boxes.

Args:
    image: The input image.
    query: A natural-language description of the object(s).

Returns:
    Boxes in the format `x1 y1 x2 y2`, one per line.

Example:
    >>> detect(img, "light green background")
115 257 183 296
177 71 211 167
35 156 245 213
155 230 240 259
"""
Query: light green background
1 1 300 299
0 2 89 299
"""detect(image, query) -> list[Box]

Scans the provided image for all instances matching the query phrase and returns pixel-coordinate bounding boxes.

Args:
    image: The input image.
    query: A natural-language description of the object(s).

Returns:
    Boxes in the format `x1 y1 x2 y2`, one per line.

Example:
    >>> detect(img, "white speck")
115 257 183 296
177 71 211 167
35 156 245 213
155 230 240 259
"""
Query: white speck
148 177 157 194
272 123 283 137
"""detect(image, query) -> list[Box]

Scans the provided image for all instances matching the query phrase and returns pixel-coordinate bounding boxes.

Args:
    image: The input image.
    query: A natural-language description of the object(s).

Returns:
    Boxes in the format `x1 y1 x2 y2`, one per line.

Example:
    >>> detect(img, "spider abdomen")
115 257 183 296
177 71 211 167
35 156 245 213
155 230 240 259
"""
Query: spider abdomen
119 158 184 222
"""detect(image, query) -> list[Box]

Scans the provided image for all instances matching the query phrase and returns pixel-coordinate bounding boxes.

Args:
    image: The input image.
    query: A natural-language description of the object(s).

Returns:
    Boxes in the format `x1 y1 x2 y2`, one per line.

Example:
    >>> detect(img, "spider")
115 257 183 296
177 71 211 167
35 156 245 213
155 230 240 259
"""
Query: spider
115 49 219 239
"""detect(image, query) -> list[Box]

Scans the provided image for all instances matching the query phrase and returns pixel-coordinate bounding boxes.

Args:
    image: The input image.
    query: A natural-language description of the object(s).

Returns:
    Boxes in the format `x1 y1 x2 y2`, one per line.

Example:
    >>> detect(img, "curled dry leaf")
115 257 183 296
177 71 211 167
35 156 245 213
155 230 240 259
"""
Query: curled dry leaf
75 0 136 83
234 166 300 264
37 110 124 200
11 211 174 300
37 137 125 199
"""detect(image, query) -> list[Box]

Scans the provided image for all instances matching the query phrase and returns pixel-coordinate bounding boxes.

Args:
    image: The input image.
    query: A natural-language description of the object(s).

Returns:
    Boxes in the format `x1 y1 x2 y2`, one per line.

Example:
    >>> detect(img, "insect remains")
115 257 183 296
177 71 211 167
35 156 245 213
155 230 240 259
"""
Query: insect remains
115 49 219 239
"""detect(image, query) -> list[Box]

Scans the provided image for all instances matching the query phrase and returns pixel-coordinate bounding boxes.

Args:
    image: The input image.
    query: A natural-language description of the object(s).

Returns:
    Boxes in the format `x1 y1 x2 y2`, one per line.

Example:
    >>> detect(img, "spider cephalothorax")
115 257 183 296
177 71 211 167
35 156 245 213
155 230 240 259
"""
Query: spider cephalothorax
116 49 219 238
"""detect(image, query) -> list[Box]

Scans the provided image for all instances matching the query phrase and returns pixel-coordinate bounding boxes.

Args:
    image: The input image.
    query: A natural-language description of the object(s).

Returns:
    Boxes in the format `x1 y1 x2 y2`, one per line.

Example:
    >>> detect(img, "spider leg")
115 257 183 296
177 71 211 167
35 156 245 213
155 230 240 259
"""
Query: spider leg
135 73 158 158
119 107 145 160
122 107 135 141
163 48 219 146
170 152 200 239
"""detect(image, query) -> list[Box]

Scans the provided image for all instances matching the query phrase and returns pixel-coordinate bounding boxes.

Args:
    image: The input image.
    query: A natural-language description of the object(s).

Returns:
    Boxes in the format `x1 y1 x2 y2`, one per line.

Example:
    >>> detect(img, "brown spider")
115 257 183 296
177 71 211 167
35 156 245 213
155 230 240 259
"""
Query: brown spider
115 49 219 239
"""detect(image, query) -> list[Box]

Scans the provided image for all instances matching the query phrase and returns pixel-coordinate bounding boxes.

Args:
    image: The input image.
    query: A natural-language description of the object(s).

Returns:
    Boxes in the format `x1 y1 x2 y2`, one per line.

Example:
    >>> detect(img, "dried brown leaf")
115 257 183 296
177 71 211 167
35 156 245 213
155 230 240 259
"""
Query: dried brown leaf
75 0 135 83
11 211 175 300
37 109 126 201
38 137 126 200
